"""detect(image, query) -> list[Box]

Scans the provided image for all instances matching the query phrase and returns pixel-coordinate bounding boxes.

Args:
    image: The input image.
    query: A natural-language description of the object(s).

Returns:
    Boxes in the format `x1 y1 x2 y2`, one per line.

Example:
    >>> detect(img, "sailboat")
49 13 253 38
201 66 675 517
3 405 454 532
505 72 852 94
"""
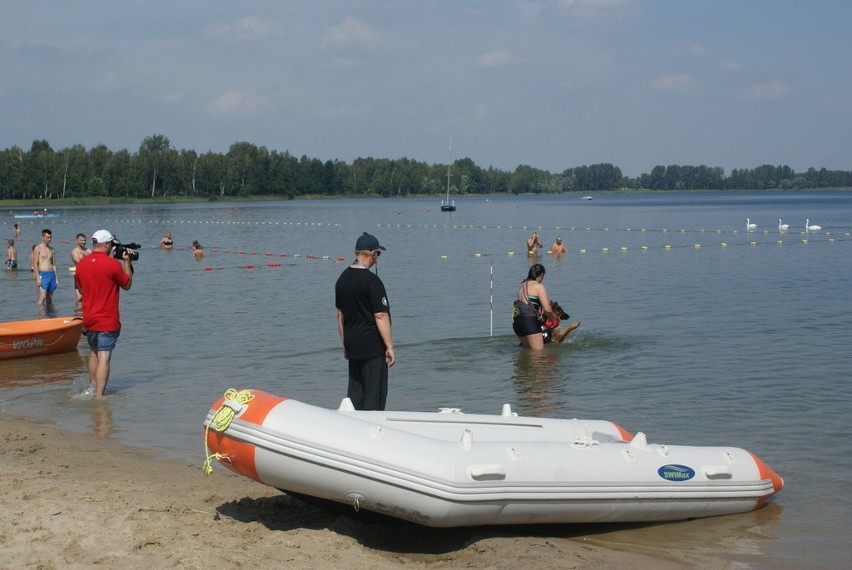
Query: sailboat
440 139 456 212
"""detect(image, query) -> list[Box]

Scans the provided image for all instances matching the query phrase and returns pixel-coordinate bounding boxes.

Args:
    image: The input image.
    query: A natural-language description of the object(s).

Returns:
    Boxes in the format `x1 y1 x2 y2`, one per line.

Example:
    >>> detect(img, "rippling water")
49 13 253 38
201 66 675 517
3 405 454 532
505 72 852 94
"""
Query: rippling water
2 190 851 567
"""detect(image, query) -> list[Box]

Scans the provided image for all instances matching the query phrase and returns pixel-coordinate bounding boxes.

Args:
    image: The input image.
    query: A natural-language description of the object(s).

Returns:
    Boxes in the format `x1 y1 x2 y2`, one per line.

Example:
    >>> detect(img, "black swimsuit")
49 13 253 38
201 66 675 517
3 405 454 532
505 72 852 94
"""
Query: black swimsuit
512 283 543 337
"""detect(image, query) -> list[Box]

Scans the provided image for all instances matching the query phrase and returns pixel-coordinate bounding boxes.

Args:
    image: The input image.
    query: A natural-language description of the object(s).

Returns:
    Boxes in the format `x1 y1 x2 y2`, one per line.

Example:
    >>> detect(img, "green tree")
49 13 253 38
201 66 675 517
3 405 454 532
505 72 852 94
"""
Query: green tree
139 134 172 198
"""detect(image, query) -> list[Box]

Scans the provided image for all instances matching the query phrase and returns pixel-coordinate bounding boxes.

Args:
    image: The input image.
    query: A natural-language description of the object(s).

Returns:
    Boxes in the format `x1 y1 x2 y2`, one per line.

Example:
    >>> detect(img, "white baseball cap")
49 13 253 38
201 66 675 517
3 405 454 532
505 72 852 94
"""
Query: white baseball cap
92 229 114 243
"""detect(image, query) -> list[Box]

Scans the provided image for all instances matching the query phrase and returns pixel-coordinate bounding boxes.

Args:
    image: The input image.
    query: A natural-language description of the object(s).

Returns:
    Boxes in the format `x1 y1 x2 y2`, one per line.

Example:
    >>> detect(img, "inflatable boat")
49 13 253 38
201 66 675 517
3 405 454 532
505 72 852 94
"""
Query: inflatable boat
203 390 783 528
0 317 84 360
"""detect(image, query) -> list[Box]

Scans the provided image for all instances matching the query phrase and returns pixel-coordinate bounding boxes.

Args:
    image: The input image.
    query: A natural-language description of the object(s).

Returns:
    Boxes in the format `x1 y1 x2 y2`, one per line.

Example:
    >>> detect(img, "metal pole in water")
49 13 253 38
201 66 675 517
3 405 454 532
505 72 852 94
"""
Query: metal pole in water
489 259 493 336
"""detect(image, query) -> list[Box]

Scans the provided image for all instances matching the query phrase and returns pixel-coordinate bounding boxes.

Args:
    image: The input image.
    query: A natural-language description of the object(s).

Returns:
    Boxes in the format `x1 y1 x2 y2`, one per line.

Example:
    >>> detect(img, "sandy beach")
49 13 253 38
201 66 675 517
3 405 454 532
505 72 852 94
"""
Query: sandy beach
0 415 705 569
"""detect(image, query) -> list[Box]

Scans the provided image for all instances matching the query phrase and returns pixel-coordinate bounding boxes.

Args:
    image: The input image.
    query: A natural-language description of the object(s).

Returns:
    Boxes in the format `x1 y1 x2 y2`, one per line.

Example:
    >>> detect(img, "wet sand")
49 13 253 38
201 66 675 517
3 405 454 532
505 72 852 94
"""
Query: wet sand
3 416 769 569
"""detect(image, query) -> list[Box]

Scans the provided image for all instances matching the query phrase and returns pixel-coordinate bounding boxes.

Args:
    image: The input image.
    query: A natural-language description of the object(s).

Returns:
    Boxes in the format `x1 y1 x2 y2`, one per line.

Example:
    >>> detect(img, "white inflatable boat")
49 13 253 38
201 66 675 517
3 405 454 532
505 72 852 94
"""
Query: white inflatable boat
203 389 782 528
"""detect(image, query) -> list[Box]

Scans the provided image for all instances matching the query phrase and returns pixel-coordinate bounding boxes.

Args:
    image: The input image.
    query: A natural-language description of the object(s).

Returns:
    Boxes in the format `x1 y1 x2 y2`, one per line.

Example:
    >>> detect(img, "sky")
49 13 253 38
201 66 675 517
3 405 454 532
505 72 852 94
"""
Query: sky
1 0 850 177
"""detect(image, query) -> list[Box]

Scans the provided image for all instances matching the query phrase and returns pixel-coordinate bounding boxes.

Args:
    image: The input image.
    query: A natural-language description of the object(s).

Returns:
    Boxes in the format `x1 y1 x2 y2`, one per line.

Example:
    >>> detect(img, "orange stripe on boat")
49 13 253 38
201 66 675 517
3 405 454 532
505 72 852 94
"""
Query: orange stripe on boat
749 451 784 509
611 422 634 442
205 390 286 484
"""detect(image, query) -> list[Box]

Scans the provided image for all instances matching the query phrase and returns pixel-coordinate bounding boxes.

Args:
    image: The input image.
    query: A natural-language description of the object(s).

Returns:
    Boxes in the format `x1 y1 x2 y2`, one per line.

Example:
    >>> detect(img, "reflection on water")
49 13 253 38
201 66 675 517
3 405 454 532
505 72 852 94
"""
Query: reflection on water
578 503 785 566
511 347 569 416
0 348 86 387
89 401 113 438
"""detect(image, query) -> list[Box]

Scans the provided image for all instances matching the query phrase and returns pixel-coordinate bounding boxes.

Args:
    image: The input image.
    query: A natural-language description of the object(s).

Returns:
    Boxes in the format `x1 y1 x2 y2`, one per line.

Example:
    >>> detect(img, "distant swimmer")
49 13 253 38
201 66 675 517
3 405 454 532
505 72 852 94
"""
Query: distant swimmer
6 239 17 269
159 231 174 250
526 232 543 256
191 240 205 259
550 235 566 254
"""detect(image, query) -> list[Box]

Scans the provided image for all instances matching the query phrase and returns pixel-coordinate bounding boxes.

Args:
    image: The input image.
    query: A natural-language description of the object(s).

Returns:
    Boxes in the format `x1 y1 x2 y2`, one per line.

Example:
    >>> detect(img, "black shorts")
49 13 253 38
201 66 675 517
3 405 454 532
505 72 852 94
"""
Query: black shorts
513 315 541 337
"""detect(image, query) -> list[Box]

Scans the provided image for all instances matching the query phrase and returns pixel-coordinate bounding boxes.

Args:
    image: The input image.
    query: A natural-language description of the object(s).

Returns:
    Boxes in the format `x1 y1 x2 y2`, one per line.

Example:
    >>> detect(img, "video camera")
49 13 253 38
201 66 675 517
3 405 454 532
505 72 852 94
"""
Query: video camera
112 241 141 262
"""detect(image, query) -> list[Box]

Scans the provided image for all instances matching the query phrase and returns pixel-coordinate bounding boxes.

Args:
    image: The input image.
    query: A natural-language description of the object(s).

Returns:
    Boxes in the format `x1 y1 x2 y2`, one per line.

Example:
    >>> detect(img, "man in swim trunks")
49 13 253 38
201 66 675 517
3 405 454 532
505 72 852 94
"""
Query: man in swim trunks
6 239 17 269
550 235 567 254
33 229 58 306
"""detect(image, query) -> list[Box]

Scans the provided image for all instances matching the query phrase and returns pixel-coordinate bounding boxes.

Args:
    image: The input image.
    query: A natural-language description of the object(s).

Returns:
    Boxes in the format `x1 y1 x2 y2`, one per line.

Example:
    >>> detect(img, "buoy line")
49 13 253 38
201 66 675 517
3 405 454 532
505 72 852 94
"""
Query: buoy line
456 234 849 258
374 222 851 236
106 219 342 228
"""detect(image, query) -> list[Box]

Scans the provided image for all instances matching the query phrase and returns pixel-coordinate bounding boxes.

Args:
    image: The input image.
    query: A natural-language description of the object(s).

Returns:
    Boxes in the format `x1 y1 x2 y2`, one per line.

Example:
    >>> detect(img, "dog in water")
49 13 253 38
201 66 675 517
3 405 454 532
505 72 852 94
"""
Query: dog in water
541 300 581 344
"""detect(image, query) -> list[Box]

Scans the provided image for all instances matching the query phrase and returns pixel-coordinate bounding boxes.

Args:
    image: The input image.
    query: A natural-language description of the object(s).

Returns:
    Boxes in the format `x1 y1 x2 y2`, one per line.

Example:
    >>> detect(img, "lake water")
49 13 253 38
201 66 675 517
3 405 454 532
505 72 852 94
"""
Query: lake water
2 191 851 567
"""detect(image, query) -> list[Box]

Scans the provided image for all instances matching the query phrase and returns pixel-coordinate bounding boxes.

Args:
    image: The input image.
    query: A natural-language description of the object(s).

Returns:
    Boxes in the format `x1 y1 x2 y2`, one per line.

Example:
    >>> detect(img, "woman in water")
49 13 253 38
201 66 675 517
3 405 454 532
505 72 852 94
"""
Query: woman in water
159 231 174 250
512 263 579 350
191 240 205 259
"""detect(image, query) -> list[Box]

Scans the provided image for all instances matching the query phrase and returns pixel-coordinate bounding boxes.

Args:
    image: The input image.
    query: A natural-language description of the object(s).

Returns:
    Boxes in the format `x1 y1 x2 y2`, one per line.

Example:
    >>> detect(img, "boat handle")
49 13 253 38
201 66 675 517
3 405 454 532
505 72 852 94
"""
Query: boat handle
702 465 733 479
468 464 506 480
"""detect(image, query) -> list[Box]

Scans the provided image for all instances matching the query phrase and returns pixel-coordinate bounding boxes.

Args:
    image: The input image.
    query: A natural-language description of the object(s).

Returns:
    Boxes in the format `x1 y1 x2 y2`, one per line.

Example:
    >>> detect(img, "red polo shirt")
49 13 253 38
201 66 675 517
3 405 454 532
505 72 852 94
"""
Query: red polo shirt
75 251 131 332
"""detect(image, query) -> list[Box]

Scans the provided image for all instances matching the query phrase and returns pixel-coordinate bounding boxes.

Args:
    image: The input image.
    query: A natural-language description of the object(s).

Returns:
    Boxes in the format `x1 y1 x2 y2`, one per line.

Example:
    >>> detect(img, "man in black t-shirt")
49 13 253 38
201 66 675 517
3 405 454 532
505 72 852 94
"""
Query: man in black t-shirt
335 232 395 410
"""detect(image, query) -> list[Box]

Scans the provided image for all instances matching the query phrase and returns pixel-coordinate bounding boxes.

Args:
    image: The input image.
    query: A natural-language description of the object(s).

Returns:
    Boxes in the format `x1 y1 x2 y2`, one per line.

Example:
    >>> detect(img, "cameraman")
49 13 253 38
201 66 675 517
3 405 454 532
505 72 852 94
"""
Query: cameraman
75 230 134 399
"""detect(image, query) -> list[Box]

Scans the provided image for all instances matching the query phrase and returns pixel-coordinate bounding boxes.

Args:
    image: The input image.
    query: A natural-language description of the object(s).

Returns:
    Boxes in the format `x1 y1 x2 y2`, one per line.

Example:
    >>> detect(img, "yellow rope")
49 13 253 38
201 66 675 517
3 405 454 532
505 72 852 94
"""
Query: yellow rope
203 389 255 476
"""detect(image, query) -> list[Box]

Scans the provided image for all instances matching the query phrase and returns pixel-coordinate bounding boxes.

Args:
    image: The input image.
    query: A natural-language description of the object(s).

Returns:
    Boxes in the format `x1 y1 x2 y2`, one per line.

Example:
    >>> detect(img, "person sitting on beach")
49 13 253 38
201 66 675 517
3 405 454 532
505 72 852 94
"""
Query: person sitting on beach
159 232 174 250
191 240 205 259
6 239 17 270
527 232 543 256
550 235 567 254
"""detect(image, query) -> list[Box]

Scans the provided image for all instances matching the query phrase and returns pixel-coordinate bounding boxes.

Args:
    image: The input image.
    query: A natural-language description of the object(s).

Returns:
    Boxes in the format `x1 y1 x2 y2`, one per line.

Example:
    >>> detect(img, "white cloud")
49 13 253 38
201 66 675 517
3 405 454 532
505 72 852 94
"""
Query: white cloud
322 16 379 50
742 79 789 101
94 71 120 90
207 90 267 116
477 50 525 68
204 16 281 42
651 73 696 91
719 60 746 74
556 0 640 19
688 41 709 56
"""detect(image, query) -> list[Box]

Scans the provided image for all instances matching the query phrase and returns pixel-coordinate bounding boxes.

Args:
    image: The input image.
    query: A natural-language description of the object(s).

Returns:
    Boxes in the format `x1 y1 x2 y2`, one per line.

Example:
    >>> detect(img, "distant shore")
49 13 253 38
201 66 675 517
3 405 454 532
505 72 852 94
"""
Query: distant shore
2 186 850 210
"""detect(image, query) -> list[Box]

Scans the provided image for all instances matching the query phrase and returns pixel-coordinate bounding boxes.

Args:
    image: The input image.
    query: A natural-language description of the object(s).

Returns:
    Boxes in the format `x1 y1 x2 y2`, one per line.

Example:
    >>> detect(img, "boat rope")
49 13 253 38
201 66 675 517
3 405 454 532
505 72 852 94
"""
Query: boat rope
202 388 255 476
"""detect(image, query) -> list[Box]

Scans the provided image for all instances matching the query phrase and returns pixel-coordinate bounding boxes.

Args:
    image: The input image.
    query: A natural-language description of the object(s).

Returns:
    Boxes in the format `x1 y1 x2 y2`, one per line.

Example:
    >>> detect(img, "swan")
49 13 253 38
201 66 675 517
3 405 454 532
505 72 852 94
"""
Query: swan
778 219 789 230
806 219 822 231
746 218 757 231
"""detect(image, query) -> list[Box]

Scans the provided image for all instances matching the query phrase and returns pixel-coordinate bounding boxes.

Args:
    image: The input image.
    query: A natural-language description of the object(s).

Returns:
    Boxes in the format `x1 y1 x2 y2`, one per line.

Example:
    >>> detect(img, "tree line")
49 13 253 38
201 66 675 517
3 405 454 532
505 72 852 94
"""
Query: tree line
1 134 850 201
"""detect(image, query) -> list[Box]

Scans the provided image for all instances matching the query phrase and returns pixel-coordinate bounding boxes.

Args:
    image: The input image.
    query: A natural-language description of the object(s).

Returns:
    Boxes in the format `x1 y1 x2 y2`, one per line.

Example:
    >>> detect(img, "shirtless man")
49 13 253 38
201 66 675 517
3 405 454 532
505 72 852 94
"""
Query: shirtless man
550 235 567 254
33 229 59 305
71 232 91 303
5 239 17 269
527 232 543 256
